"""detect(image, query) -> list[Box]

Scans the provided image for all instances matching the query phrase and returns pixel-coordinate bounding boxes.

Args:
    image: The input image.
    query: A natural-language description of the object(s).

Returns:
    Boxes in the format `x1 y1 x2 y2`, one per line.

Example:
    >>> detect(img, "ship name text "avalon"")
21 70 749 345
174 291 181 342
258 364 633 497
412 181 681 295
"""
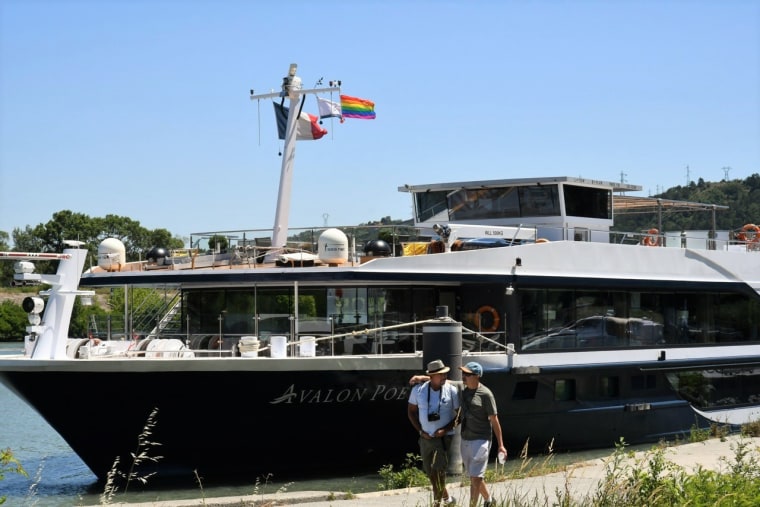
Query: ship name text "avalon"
270 384 410 405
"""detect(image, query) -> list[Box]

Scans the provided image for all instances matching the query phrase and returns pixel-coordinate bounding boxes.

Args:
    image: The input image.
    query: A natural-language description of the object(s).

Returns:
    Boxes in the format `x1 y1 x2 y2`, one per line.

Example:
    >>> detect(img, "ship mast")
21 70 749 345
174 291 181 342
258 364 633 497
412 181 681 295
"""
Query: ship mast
250 64 340 260
0 243 94 359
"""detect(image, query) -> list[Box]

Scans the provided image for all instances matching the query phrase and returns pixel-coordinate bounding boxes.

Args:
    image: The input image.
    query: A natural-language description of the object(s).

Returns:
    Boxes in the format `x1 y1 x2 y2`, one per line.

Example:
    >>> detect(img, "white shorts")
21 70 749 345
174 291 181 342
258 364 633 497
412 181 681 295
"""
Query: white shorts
460 438 490 478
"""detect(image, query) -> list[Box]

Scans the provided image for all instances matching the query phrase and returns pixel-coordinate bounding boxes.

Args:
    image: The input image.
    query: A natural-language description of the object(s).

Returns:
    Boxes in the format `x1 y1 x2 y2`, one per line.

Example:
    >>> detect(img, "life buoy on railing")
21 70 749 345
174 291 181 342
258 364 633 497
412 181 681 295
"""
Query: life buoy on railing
736 223 760 243
475 305 501 332
643 228 660 247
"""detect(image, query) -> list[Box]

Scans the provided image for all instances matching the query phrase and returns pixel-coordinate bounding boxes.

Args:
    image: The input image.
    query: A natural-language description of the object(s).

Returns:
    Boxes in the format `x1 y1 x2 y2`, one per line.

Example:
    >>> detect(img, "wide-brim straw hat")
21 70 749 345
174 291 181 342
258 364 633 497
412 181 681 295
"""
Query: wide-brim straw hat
426 359 450 374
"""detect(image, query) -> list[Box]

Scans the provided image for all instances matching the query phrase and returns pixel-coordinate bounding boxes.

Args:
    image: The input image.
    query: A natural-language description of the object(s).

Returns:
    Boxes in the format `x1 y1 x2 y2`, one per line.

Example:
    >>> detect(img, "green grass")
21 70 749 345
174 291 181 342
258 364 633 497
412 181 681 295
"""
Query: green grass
381 431 760 507
5 418 760 506
378 452 429 490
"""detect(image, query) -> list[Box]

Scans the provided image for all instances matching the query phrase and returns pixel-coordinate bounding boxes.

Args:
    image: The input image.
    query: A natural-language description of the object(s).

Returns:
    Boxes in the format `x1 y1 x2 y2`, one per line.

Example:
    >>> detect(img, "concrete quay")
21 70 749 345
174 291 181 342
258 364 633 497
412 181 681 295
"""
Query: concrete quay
109 435 760 506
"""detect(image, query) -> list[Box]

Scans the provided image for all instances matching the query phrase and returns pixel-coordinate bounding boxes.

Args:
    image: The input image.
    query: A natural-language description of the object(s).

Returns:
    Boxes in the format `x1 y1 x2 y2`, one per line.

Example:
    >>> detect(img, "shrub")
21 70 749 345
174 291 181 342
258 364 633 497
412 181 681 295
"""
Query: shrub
377 453 428 490
1 448 28 505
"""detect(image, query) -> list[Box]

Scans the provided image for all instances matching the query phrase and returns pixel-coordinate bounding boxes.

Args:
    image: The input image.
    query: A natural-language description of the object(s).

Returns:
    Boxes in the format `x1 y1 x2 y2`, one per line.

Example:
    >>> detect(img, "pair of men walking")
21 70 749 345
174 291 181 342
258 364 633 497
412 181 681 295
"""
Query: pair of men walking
408 359 507 507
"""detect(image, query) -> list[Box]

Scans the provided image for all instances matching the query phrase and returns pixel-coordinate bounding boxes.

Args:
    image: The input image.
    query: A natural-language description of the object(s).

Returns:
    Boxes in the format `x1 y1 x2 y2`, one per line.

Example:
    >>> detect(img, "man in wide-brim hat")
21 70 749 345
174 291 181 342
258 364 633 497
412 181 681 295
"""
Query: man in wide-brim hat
407 359 460 506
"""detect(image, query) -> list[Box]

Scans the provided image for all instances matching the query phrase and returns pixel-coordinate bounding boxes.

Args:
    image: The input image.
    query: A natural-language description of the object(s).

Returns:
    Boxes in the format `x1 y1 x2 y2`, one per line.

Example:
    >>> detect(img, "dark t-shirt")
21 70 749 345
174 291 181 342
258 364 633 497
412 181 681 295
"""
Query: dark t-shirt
460 383 497 441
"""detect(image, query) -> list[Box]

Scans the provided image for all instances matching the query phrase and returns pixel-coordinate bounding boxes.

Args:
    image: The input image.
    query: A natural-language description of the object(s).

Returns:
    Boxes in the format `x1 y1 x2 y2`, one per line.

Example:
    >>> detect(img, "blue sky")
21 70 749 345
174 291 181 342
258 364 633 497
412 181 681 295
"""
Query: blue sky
1 1 758 245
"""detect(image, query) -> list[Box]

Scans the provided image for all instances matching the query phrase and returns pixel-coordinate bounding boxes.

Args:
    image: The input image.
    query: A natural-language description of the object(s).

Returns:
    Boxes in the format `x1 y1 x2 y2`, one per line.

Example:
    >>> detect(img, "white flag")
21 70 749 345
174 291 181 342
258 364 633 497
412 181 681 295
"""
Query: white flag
317 97 344 123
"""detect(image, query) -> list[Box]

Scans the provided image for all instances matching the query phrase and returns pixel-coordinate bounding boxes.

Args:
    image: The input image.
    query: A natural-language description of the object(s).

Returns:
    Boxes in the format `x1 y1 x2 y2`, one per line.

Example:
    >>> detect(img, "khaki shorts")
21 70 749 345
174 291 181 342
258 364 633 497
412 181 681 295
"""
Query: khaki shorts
419 435 453 474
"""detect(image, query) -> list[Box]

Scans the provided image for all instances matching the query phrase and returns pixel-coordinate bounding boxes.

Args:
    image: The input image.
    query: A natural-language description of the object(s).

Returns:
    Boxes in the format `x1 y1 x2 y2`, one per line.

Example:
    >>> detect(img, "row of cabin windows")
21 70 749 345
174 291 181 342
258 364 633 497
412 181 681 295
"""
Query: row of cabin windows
518 370 758 410
177 284 760 351
519 288 760 351
515 374 657 403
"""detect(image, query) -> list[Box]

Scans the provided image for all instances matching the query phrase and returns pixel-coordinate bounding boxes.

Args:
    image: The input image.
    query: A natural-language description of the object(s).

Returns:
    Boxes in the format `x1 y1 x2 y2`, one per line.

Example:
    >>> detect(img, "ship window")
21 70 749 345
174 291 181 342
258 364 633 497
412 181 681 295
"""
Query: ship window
554 379 576 401
713 292 753 343
600 376 620 397
563 184 612 219
415 190 449 222
631 374 656 390
670 368 760 409
448 187 522 221
512 381 538 400
186 289 226 334
518 185 560 217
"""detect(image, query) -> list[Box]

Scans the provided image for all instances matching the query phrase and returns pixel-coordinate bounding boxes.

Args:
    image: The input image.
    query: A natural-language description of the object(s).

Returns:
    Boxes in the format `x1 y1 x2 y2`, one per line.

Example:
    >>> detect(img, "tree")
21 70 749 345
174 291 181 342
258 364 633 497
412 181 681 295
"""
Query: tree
0 231 12 285
2 212 184 285
69 297 112 338
0 301 27 341
148 228 183 251
614 174 760 234
207 235 228 253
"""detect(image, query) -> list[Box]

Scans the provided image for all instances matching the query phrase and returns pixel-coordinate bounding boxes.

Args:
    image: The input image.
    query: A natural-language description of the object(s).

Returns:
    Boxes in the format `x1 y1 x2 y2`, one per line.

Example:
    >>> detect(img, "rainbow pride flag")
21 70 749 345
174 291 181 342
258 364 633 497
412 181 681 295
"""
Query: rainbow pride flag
340 95 376 119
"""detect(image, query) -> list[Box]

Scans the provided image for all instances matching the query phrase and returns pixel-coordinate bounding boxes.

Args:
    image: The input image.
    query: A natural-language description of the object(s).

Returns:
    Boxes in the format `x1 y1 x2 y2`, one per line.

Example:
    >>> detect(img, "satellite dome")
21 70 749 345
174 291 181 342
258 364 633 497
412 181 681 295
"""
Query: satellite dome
318 228 349 264
147 247 169 262
97 238 126 272
364 239 391 257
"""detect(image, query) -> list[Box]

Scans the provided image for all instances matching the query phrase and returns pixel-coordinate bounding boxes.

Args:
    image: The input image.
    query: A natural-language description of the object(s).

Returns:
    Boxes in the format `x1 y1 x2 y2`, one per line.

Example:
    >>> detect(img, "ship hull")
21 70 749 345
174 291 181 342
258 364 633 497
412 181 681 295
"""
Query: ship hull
0 354 718 481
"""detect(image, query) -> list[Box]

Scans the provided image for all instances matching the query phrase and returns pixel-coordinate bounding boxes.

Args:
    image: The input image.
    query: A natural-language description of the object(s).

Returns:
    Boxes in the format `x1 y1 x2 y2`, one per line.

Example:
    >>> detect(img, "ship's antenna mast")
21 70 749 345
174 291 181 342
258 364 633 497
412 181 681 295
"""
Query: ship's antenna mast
250 63 340 260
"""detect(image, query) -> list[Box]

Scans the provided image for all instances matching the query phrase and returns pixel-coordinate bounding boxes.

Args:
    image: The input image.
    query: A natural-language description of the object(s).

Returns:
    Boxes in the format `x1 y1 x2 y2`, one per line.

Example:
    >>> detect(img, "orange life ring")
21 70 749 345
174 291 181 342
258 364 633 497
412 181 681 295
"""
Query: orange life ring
643 228 660 247
475 305 500 332
736 224 760 243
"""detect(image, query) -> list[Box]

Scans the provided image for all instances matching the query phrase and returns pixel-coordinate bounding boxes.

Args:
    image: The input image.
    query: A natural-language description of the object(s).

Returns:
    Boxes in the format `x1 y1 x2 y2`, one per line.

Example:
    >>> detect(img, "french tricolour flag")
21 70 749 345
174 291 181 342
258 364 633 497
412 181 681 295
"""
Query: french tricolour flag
273 102 327 141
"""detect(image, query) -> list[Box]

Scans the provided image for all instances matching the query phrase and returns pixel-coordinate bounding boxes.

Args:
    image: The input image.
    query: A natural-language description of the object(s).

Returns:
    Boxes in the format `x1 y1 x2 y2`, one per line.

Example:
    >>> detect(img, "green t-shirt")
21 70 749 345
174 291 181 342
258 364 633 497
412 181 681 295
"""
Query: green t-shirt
460 383 498 441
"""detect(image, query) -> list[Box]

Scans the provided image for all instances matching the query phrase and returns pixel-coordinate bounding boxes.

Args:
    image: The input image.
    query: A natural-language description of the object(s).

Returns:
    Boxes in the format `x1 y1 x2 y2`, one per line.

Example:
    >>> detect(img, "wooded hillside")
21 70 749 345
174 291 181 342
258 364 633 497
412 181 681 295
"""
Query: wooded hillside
613 174 760 233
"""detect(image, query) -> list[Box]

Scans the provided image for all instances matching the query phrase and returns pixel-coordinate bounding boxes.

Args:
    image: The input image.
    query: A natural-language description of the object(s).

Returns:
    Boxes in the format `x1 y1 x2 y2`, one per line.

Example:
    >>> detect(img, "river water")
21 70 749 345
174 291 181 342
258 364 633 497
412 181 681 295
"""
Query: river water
1 340 433 505
1 342 627 506
0 342 385 506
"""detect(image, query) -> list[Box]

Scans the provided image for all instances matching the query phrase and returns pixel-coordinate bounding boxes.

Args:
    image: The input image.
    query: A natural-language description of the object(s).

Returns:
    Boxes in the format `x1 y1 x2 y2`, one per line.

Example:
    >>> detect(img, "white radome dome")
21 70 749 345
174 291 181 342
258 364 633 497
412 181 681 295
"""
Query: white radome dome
98 238 126 272
318 228 349 264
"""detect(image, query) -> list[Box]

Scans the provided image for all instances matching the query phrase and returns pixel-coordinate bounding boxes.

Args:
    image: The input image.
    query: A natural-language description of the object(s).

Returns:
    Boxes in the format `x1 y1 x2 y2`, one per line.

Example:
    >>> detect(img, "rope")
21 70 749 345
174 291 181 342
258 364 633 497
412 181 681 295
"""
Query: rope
460 326 509 351
255 318 509 353
256 317 444 352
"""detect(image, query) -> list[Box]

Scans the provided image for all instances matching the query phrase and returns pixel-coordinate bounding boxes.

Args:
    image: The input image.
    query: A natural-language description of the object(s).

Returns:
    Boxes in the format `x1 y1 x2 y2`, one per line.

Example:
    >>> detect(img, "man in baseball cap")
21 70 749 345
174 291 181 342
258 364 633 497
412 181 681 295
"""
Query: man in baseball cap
458 361 506 507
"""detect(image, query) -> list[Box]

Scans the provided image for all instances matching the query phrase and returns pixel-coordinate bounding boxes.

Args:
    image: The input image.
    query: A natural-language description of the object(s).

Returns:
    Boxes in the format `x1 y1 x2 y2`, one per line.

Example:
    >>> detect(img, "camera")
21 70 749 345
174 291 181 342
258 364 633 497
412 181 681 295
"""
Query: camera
428 413 440 421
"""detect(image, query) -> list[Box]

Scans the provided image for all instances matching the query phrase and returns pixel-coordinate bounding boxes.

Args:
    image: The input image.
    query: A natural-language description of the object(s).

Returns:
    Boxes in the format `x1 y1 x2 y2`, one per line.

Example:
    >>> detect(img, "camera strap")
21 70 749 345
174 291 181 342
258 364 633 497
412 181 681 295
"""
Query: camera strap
426 382 442 414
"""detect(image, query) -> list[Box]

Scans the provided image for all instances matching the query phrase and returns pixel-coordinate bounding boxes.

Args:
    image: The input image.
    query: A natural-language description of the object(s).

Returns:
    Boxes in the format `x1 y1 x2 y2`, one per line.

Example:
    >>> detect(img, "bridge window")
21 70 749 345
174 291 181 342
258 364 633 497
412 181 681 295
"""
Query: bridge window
564 184 612 219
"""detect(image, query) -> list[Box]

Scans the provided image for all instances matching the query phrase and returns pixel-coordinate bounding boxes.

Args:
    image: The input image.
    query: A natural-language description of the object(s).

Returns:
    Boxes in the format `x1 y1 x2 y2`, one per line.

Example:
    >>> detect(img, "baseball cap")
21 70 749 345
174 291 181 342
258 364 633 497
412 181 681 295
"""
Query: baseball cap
460 361 483 377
